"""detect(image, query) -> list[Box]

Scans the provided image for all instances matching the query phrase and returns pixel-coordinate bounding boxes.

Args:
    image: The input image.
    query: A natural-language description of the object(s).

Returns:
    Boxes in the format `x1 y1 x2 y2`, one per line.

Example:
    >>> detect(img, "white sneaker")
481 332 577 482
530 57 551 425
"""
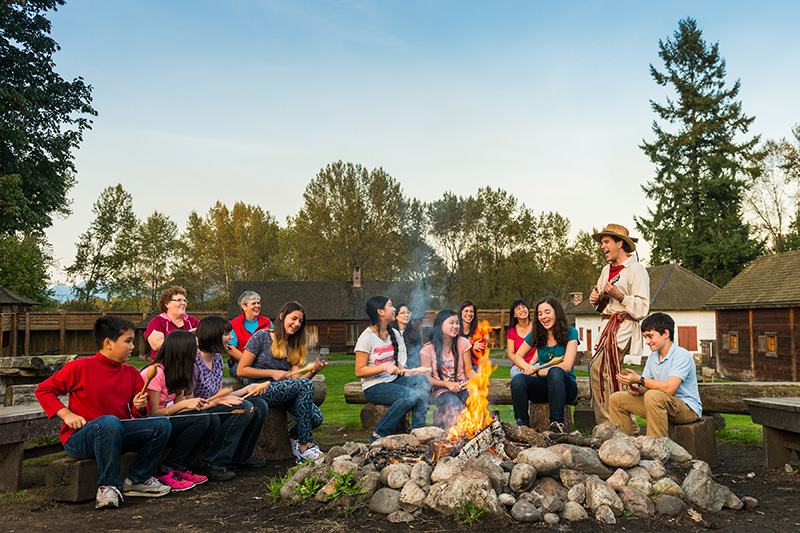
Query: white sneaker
95 485 122 509
290 438 300 460
122 476 171 497
548 421 565 433
297 443 324 463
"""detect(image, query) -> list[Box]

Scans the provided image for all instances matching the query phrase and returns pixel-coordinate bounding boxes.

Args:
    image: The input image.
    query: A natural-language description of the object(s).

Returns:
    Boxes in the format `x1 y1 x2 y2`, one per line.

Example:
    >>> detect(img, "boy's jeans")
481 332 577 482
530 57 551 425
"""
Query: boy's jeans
64 415 171 489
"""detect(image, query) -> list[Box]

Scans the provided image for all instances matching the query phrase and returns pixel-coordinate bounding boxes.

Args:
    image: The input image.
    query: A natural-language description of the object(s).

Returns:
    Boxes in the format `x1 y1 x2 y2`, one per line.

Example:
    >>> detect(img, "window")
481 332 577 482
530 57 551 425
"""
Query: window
758 332 778 356
677 326 698 352
579 327 584 341
346 323 359 345
729 332 738 353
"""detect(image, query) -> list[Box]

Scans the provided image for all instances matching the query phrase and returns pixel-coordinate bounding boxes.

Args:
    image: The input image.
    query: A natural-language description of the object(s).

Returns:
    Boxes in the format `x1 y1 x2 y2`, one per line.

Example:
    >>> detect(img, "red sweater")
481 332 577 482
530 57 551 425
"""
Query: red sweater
35 352 147 444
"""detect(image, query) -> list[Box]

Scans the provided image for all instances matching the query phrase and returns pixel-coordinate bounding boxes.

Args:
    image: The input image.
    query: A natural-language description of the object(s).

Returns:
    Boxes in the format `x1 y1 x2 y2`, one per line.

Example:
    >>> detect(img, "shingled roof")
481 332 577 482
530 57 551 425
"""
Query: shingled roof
0 286 39 305
568 263 719 315
227 281 423 321
705 251 800 309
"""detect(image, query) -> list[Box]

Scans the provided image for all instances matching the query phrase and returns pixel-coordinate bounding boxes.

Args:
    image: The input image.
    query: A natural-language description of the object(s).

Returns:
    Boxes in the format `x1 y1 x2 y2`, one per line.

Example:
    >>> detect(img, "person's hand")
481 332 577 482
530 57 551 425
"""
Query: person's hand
216 395 243 408
183 398 206 411
616 368 640 386
445 381 463 393
627 383 644 396
312 358 327 374
382 363 400 375
275 371 292 381
133 391 147 411
62 412 87 430
589 287 600 305
473 339 486 353
189 327 198 333
603 281 624 302
521 362 537 375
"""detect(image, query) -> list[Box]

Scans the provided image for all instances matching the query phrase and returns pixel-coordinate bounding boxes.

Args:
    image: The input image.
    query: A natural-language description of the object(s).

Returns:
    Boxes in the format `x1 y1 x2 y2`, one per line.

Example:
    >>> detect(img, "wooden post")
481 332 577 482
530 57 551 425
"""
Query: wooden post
792 307 797 383
749 309 755 376
24 313 30 357
0 314 4 356
59 311 66 355
10 313 17 357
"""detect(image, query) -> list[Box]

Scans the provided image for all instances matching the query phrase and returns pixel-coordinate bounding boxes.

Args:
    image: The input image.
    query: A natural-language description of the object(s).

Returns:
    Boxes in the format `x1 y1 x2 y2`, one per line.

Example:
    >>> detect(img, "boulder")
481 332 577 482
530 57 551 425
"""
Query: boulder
585 475 624 516
509 463 537 493
374 434 420 450
387 510 415 523
543 512 560 525
741 496 759 509
369 487 402 514
541 494 564 513
380 464 412 489
625 465 652 482
682 468 729 511
510 500 541 522
548 444 613 479
662 438 692 463
411 426 446 444
655 494 687 516
532 477 568 501
567 482 585 504
410 461 432 488
595 504 617 524
399 480 427 508
635 436 671 463
563 501 588 521
498 493 516 506
516 447 563 476
559 468 585 489
599 437 641 468
627 477 652 495
430 456 461 483
592 422 626 442
640 459 667 480
342 441 369 456
359 472 382 497
652 477 684 499
331 460 358 477
324 445 349 465
618 486 655 517
424 470 502 515
465 453 505 494
605 468 630 490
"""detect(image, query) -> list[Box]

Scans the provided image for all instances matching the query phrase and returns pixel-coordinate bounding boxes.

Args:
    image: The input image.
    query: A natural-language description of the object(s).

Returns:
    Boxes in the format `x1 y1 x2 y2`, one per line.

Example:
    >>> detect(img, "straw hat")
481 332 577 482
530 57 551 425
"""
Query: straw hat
592 223 638 252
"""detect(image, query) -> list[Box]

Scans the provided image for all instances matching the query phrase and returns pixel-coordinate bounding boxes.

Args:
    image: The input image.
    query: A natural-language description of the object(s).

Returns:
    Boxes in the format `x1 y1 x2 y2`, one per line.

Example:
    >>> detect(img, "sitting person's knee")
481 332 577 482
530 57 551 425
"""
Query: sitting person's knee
643 388 669 405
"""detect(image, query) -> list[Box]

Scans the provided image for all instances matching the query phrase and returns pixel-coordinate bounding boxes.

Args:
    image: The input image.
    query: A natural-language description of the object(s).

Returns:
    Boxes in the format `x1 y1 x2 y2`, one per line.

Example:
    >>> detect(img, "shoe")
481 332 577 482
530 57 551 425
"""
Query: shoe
177 470 208 485
290 438 300 457
95 485 123 509
231 456 267 469
195 460 236 481
122 476 171 497
155 470 195 492
548 421 565 433
297 443 324 463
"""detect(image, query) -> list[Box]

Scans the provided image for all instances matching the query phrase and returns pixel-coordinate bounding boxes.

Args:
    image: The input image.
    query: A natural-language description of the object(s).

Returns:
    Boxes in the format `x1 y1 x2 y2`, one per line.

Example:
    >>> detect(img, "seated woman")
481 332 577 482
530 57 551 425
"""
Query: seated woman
144 286 199 362
237 301 326 463
419 310 476 430
458 300 486 370
392 303 423 369
355 295 430 442
508 297 579 433
506 299 534 379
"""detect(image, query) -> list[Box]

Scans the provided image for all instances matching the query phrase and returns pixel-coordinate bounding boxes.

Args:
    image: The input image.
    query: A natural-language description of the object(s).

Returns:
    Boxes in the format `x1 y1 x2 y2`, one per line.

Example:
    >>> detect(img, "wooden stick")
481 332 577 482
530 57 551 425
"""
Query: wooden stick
120 408 254 421
535 355 565 372
402 366 431 376
140 365 158 396
241 381 269 399
286 363 315 377
206 387 233 402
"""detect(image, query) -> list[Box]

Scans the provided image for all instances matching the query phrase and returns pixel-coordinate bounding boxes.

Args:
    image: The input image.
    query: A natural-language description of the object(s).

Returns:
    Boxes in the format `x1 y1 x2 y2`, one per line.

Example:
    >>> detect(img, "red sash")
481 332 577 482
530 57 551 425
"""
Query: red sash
591 313 637 402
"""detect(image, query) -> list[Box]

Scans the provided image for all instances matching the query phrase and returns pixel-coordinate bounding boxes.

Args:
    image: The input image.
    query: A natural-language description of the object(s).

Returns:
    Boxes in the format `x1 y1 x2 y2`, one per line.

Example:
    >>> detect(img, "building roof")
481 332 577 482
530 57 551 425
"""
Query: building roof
227 281 424 321
0 286 39 306
568 263 719 315
705 251 800 309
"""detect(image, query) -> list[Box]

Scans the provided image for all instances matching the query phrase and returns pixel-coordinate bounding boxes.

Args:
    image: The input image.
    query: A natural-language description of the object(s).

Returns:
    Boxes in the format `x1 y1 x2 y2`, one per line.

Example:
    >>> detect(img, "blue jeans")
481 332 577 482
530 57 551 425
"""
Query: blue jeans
201 400 259 470
231 395 268 464
363 375 430 437
253 379 323 444
64 415 171 489
511 367 578 426
162 412 217 473
228 359 239 380
433 389 469 429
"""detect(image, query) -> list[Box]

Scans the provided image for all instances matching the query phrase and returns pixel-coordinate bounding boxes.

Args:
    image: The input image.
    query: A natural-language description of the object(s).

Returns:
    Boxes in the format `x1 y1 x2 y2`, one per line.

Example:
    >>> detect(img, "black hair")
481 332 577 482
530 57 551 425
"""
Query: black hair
530 297 570 348
391 303 422 355
458 300 478 338
366 295 399 364
197 315 232 354
93 316 136 349
611 235 633 254
425 309 462 381
508 299 528 330
641 312 675 341
151 330 197 396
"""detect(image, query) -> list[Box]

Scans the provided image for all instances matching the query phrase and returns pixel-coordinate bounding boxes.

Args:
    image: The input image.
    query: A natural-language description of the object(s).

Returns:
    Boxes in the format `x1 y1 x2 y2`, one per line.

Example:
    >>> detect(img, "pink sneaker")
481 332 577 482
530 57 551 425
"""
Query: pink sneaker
156 470 195 491
177 470 207 485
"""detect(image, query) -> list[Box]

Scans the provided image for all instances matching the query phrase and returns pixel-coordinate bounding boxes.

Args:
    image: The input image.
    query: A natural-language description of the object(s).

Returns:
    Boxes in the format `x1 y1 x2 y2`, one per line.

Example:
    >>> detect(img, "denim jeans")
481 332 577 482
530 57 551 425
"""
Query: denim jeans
201 400 256 470
231 395 268 464
228 359 239 380
433 389 469 430
510 367 578 426
64 415 171 489
362 374 430 437
162 412 218 473
254 379 322 444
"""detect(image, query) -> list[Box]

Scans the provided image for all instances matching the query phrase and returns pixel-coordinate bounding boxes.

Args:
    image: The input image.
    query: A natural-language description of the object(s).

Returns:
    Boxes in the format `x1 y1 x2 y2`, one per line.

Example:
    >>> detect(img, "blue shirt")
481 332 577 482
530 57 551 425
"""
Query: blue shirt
642 342 702 417
523 327 580 384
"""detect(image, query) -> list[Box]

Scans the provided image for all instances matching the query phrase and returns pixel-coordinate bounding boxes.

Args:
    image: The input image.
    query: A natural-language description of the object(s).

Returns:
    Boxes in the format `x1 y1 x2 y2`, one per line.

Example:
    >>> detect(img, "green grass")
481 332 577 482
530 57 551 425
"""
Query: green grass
717 414 763 445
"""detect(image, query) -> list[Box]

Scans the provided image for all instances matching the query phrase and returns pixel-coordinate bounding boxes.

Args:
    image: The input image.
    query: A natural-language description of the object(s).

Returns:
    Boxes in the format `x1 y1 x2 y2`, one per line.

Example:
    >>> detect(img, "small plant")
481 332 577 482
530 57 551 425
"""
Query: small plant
454 501 486 524
266 470 293 502
327 469 367 501
294 476 323 501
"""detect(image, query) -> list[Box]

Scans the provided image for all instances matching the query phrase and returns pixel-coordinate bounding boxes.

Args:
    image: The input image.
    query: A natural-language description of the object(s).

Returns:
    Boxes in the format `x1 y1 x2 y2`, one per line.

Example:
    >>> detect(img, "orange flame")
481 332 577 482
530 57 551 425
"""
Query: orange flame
446 357 496 442
470 320 492 360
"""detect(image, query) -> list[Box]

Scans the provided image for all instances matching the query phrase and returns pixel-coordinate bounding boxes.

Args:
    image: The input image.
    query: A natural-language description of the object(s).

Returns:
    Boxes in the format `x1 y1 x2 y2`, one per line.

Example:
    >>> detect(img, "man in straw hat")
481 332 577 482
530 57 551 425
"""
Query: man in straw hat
588 223 650 427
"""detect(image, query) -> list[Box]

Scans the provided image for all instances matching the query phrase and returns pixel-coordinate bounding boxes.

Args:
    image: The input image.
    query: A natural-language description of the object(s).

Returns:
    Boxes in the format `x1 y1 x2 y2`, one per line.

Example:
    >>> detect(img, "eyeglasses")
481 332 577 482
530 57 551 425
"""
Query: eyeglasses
397 311 411 316
171 298 188 303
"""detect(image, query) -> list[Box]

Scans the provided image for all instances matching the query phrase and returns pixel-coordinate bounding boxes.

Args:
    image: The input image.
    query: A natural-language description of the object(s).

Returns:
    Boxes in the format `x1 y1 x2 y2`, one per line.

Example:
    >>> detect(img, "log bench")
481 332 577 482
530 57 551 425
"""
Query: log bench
744 397 800 468
0 405 62 491
668 416 718 468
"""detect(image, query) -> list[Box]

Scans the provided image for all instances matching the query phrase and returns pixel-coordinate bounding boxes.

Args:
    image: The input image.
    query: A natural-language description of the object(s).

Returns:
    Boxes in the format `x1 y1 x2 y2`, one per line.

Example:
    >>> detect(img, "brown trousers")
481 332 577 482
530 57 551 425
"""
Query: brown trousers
609 389 699 438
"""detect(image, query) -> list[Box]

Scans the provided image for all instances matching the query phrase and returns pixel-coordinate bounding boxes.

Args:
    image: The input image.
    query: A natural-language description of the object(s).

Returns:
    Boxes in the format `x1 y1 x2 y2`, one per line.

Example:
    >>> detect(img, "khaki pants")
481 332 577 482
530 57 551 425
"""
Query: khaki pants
609 389 699 438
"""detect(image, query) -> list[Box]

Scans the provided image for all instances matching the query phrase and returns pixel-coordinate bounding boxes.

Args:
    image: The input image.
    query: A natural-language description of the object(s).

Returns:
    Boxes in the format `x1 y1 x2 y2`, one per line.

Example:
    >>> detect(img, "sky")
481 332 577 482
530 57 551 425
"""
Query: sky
42 0 800 284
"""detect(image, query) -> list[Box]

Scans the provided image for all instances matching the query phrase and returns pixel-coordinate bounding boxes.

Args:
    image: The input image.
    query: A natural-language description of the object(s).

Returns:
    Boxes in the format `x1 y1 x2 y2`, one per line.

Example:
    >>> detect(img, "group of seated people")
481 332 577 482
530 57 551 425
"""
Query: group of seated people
35 286 700 510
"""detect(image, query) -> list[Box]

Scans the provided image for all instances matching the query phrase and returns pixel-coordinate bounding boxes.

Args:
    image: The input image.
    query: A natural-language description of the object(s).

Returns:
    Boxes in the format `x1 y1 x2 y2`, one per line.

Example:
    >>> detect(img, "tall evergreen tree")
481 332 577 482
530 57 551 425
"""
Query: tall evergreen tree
636 18 763 286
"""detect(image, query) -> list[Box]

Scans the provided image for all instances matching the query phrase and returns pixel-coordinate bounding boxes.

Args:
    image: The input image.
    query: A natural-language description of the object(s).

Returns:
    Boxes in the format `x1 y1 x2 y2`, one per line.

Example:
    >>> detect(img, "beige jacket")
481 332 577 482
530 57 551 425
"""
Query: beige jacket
595 255 650 356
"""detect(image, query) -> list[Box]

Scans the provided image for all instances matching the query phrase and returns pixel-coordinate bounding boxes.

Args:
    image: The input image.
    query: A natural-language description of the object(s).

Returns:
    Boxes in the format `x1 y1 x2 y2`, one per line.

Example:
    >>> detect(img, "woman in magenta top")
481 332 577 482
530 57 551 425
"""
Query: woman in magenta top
506 299 534 378
144 286 199 362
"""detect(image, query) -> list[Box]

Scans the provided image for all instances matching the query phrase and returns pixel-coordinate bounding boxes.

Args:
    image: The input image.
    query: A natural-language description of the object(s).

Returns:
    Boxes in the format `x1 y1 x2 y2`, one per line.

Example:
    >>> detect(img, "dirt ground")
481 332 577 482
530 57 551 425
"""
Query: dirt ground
3 429 800 533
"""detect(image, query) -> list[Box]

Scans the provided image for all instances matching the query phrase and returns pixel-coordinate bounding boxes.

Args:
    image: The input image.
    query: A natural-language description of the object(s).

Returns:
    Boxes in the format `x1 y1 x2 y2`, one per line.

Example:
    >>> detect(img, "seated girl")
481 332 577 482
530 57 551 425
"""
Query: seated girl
508 297 579 433
506 299 534 378
237 301 326 463
419 310 476 430
355 295 430 442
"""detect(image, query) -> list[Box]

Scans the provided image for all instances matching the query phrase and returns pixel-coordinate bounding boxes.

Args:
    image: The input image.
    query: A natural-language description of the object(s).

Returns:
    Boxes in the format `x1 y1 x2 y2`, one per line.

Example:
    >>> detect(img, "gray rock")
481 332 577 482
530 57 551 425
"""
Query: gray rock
563 501 588 521
509 463 537 493
424 471 502 515
785 463 794 473
501 460 516 472
315 478 338 502
399 480 427 508
635 436 671 463
618 486 655 517
510 500 541 522
548 444 613 479
519 490 543 507
387 510 415 523
324 445 349 465
498 493 516 506
595 504 617 524
625 465 652 482
640 459 667 480
585 475 624 516
411 426 446 444
430 456 461 483
687 459 714 478
516 447 563 476
541 494 564 513
627 477 652 495
599 436 641 468
567 482 585 504
656 494 687 516
543 512 560 525
410 461 432 488
682 468 729 510
652 477 684 498
380 464 412 489
362 463 377 473
606 468 630 490
466 453 505 494
502 472 511 485
359 472 382 497
663 438 692 463
559 468 585 489
741 496 758 509
725 490 744 510
374 434 420 450
533 477 568 501
280 463 329 503
342 441 368 456
331 460 358 476
370 487 402 514
592 422 625 441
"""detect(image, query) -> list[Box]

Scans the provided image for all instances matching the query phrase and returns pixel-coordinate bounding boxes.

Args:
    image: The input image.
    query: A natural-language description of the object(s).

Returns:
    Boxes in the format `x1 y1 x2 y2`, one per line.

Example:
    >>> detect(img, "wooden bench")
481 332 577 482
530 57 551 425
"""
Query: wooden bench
744 397 800 468
0 405 62 491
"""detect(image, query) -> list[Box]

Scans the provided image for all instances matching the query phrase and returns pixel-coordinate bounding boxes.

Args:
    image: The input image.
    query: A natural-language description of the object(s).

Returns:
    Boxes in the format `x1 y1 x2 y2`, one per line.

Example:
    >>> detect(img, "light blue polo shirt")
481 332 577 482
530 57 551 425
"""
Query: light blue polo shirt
642 342 702 417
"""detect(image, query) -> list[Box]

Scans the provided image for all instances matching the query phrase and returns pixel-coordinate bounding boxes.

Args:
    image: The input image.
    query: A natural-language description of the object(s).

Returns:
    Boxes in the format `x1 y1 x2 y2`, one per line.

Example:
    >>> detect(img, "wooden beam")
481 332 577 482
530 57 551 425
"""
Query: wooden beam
792 308 797 383
749 309 755 376
10 313 16 357
59 312 66 355
23 313 30 357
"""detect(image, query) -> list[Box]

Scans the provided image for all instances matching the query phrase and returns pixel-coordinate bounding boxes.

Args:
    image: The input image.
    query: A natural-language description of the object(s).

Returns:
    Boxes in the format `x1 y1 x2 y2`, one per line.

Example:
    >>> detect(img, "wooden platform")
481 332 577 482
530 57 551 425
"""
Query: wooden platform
744 397 800 468
0 405 61 491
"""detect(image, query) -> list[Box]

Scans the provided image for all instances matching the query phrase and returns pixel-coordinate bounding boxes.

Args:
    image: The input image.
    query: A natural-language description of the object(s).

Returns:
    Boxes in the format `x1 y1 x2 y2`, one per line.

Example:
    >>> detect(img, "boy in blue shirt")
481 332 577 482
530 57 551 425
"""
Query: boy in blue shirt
609 312 702 437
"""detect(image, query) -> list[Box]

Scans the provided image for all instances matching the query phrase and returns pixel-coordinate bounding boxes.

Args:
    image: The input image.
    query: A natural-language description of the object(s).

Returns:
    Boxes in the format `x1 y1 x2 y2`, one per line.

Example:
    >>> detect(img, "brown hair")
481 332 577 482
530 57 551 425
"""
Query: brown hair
158 286 187 313
271 301 306 366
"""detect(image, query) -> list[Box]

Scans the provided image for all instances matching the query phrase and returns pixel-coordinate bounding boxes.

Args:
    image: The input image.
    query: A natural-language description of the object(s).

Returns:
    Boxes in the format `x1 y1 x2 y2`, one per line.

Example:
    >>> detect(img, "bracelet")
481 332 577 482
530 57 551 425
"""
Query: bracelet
383 363 387 373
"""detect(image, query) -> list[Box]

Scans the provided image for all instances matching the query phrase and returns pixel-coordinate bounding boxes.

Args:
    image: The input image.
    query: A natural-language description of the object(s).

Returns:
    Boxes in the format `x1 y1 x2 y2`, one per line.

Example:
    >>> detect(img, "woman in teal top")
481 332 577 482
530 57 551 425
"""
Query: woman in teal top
508 297 579 432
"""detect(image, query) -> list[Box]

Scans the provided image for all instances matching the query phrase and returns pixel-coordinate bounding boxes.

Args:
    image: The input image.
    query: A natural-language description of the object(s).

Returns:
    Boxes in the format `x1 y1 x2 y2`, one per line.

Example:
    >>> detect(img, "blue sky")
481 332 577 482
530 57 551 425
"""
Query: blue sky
44 1 800 282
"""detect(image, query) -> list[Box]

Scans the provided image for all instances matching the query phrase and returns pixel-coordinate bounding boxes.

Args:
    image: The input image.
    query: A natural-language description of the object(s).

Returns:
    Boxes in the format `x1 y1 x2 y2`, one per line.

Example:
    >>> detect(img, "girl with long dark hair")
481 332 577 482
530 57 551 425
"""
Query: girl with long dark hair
355 295 430 442
458 300 486 368
391 303 423 369
506 299 534 378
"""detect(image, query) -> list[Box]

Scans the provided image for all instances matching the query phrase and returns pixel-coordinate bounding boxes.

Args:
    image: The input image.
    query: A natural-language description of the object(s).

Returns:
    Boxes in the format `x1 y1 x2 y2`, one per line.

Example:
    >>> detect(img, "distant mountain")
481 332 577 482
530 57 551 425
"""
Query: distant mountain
49 284 108 302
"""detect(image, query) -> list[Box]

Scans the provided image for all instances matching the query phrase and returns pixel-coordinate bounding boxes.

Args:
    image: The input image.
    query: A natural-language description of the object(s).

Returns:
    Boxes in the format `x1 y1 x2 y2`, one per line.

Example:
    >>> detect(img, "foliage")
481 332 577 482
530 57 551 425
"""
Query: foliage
326 469 366 500
454 501 486 524
0 233 54 304
0 0 96 235
293 476 323 501
636 18 763 287
134 211 178 310
266 470 293 502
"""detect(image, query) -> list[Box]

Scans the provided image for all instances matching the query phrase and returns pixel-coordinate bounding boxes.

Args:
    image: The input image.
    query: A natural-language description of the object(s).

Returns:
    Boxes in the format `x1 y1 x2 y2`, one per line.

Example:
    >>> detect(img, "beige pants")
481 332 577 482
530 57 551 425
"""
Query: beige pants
609 389 699 438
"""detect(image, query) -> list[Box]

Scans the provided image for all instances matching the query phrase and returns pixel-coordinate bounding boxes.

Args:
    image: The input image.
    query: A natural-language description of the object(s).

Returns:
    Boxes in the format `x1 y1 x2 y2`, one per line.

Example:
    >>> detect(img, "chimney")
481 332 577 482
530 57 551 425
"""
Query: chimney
570 292 583 305
352 266 361 288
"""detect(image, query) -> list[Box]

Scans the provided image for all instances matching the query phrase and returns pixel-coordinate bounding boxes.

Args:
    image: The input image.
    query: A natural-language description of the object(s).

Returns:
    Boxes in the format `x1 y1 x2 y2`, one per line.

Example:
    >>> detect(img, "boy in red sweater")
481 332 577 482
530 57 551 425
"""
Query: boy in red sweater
36 316 172 509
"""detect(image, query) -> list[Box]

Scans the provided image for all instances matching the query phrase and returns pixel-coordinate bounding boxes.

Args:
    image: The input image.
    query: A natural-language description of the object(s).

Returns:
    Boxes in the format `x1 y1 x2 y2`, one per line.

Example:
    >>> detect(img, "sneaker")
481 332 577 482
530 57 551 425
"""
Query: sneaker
195 460 236 481
290 438 300 457
122 476 171 497
155 470 195 492
177 470 208 485
231 456 267 469
297 443 324 463
95 485 123 509
548 421 565 433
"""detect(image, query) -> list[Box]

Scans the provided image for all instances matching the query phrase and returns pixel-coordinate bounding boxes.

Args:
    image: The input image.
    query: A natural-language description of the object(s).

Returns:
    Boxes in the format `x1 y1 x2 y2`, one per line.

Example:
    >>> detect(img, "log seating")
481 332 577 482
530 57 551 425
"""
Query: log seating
668 416 718 468
744 397 800 469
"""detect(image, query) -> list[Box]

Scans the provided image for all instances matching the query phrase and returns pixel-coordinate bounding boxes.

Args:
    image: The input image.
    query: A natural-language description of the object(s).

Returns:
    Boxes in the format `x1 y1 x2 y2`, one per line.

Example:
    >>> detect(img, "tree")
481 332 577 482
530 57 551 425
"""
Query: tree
136 211 178 308
1 0 96 235
65 185 137 308
636 18 763 287
0 233 54 304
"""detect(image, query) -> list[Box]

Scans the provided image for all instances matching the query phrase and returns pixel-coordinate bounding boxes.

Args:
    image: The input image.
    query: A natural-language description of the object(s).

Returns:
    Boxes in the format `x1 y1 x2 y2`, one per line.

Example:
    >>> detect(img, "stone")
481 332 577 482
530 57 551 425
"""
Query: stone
501 460 516 472
502 472 510 486
563 501 588 521
687 459 714 478
466 453 505 494
640 459 667 480
599 436 641 468
387 510 415 523
543 512 560 525
359 472 382 497
430 456 461 483
635 436 671 463
541 494 564 513
627 477 652 495
625 465 652 483
567 482 585 504
324 445 349 466
606 468 630 490
516 447 563 476
374 434 420 450
725 491 744 510
509 463 537 493
280 463 329 504
411 426 446 443
592 422 625 442
510 500 541 522
315 478 338 502
559 468 585 489
331 460 358 477
618 486 655 517
498 493 516 506
741 496 758 509
656 494 687 516
380 464 412 489
370 487 402 514
532 477 568 501
548 444 613 479
663 438 692 463
595 504 617 525
652 477 684 499
424 471 502 515
585 475 624 516
410 461 432 488
682 468 729 511
342 441 368 456
785 463 794 473
519 490 543 507
399 480 427 508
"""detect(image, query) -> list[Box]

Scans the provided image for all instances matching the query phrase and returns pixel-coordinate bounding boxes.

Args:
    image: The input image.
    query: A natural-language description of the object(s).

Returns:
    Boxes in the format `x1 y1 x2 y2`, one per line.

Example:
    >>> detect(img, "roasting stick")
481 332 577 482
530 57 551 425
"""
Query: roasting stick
241 381 269 399
139 365 158 396
402 366 431 376
286 363 316 378
533 355 565 372
206 386 233 402
120 407 254 422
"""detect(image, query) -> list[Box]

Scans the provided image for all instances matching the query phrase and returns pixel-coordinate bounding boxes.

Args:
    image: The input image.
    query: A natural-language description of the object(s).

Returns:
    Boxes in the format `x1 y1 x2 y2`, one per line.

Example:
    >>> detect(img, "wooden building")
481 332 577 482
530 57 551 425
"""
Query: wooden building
705 251 800 382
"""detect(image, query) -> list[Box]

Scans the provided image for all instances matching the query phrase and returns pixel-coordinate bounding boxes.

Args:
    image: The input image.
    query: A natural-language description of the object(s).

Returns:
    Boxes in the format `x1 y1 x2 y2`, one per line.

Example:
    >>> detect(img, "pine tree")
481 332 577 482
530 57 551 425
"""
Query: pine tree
636 18 763 287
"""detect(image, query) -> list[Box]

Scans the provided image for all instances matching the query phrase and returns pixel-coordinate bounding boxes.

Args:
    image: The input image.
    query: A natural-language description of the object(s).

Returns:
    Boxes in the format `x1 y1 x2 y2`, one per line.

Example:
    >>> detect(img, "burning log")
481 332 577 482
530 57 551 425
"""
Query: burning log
453 419 506 466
